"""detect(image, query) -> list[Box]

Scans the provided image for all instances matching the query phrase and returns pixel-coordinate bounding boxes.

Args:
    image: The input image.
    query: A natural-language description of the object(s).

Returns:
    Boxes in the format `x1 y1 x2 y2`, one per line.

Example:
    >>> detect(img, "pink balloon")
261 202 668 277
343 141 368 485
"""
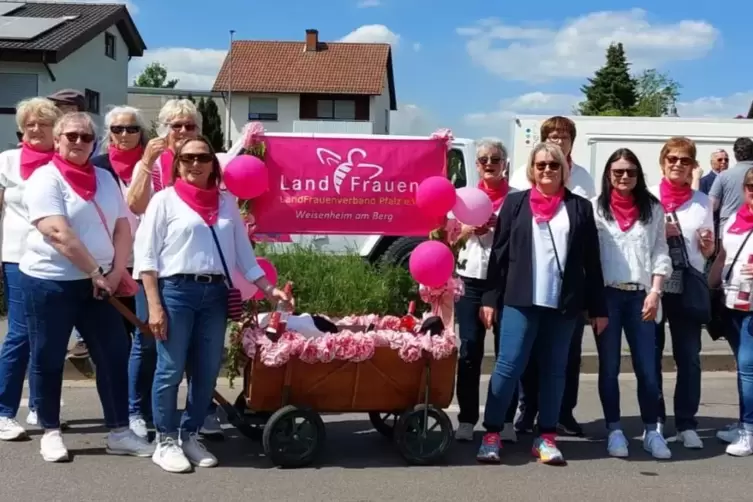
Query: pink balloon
251 257 279 300
453 187 493 226
416 176 457 219
409 241 454 288
231 269 259 300
224 155 269 199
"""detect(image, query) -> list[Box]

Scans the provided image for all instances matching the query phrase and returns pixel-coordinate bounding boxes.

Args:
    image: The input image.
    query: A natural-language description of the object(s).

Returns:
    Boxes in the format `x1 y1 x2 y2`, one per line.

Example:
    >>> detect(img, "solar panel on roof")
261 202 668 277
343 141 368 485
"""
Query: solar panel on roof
0 3 25 17
0 16 66 41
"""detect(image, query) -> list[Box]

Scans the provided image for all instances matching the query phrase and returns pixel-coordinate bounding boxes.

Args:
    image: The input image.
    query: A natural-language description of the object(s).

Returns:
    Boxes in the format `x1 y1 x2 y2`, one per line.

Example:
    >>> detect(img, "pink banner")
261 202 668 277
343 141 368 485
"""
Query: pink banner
253 136 447 235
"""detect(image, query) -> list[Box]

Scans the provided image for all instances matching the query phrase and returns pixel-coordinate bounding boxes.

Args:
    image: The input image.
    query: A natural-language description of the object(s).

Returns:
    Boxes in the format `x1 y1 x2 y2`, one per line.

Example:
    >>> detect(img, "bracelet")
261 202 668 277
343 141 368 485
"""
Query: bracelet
89 266 104 278
650 288 662 296
263 284 274 294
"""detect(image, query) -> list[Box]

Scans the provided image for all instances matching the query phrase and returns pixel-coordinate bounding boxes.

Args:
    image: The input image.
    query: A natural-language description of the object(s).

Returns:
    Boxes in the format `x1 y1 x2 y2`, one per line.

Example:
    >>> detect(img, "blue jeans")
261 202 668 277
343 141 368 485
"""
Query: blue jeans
0 263 35 418
655 293 702 431
596 288 659 429
483 305 577 433
730 312 753 430
20 273 130 429
152 277 227 437
128 283 155 420
455 277 517 425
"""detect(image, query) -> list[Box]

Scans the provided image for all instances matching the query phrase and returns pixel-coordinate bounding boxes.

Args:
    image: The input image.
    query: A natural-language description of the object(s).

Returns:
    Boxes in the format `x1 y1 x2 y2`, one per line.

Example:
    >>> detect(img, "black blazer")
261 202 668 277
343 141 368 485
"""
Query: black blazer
481 189 607 319
90 153 121 186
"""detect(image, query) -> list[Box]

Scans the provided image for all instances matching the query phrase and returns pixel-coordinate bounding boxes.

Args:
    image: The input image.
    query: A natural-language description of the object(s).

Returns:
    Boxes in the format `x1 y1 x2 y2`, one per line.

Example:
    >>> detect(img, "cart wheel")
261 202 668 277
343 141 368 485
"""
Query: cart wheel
368 411 401 437
262 405 325 468
394 405 453 465
216 392 262 440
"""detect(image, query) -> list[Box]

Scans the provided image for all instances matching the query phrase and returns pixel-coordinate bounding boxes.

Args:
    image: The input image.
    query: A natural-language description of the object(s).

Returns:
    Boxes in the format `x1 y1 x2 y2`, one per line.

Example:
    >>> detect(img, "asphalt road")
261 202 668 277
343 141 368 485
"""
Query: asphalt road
0 374 749 502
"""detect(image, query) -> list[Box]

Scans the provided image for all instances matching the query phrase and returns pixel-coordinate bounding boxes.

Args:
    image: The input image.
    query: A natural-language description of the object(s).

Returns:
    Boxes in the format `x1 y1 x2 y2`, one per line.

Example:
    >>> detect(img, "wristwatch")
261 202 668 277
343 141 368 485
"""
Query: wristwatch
89 266 104 278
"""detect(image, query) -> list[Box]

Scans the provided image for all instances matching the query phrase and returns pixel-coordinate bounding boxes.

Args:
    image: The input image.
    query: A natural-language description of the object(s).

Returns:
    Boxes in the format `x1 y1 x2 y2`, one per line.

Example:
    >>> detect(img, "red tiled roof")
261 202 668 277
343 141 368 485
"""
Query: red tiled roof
212 39 396 108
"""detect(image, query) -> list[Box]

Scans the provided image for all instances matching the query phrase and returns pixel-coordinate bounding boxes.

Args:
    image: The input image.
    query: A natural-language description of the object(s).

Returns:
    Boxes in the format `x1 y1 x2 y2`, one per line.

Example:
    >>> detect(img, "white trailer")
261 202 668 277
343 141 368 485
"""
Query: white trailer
511 115 753 193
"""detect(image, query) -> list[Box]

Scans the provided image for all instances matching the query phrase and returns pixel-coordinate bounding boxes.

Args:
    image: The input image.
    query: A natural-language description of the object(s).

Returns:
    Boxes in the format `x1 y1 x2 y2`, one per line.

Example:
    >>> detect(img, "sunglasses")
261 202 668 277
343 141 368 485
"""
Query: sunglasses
170 122 197 132
62 132 95 143
611 168 638 178
178 153 214 164
478 156 502 165
745 184 753 192
665 155 694 167
110 125 141 134
534 161 561 171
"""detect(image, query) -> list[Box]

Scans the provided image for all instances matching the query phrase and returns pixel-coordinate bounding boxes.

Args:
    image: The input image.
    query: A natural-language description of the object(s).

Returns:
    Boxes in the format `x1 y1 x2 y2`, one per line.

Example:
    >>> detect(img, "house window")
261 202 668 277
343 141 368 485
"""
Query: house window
316 99 356 120
85 89 100 114
0 73 38 113
248 97 278 121
104 32 116 59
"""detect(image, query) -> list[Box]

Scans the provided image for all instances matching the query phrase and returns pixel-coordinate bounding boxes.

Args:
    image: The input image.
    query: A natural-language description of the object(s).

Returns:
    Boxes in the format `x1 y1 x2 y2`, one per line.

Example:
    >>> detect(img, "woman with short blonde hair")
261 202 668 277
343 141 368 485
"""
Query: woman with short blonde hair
0 98 63 441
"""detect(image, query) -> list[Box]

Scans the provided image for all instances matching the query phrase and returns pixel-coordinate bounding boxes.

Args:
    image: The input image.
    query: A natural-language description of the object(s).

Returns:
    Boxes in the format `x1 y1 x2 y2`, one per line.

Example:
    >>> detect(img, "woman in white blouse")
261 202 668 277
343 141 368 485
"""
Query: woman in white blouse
18 112 153 462
454 139 519 443
0 98 63 441
592 148 672 459
649 136 715 450
133 137 290 473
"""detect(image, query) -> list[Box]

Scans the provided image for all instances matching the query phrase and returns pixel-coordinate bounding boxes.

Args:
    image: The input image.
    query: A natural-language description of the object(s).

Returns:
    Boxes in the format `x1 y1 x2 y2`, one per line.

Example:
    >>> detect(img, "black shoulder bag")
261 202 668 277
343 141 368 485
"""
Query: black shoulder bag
707 230 753 340
670 211 712 324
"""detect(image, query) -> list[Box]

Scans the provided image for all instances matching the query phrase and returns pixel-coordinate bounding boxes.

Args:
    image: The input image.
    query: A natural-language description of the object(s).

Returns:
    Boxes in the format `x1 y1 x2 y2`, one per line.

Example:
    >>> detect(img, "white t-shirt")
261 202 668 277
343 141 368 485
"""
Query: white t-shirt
721 219 753 308
132 188 265 282
532 203 570 308
0 149 33 263
648 186 714 273
510 162 595 199
20 163 129 280
115 177 139 268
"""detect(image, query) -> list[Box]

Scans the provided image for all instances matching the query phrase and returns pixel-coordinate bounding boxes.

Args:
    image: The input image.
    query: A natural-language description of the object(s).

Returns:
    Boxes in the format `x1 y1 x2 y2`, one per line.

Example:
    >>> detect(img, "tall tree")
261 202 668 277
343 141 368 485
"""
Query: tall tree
202 98 225 152
132 62 178 88
633 69 681 117
576 43 638 116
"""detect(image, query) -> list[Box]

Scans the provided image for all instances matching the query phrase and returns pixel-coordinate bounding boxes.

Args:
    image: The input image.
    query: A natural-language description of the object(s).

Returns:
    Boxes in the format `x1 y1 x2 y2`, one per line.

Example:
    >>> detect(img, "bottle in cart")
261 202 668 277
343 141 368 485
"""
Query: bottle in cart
266 281 294 341
399 301 417 332
734 255 753 311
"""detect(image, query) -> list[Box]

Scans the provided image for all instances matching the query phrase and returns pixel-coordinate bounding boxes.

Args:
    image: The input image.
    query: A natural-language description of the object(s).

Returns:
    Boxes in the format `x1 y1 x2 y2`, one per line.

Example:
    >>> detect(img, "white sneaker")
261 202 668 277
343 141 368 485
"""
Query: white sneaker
181 433 218 468
607 429 629 458
726 430 753 457
455 422 474 442
129 417 149 439
40 430 69 462
26 410 68 429
0 417 27 441
500 422 518 443
106 429 155 457
717 423 740 444
677 429 703 449
152 437 191 473
656 422 664 435
199 413 224 437
643 430 671 459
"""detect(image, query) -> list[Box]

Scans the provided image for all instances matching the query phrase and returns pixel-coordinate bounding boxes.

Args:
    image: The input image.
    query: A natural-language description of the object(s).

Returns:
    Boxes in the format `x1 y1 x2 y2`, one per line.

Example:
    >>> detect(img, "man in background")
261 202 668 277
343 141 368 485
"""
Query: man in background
709 138 753 230
700 149 729 195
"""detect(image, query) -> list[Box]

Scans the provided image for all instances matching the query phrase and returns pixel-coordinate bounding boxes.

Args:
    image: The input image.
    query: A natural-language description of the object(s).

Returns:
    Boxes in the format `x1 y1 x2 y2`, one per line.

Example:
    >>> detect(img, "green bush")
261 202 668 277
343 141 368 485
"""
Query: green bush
255 244 418 317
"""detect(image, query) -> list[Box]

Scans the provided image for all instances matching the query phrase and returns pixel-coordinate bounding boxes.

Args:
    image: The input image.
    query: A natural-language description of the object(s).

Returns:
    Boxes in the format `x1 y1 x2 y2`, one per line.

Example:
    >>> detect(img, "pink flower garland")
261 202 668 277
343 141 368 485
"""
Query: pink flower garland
242 314 456 367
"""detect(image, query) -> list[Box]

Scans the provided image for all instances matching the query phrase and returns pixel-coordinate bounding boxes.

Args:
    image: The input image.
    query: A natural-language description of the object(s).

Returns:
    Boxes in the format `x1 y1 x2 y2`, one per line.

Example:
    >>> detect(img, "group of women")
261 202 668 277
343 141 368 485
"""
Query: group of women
455 116 753 465
0 97 290 473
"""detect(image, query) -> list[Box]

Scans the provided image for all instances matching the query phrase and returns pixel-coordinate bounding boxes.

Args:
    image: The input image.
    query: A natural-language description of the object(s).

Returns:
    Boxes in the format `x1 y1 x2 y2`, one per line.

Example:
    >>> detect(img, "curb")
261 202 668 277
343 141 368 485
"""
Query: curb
62 350 737 380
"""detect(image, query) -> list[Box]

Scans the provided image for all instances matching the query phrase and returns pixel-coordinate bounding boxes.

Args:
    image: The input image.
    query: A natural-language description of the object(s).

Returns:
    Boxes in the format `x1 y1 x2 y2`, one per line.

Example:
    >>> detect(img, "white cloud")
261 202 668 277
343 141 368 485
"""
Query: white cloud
30 0 139 14
677 91 753 118
128 47 227 90
412 42 421 52
457 9 718 83
357 0 381 6
390 104 440 135
340 25 400 46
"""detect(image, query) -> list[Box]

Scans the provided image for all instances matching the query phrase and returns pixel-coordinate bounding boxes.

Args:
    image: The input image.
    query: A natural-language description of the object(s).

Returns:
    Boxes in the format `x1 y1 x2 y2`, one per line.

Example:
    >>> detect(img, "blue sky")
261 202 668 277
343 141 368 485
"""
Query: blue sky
113 0 751 142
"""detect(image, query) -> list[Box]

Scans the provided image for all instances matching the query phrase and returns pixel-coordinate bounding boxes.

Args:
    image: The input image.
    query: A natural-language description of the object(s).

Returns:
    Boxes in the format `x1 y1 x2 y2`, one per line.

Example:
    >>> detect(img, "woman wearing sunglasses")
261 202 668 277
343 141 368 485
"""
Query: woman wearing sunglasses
133 137 290 473
592 148 672 459
0 98 63 441
90 106 154 440
454 138 519 444
18 112 153 462
477 142 607 465
649 137 714 449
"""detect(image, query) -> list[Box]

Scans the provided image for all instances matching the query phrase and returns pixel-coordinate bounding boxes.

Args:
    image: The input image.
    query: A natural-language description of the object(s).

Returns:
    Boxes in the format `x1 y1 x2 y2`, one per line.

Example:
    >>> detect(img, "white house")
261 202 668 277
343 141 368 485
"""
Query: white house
212 29 397 144
0 1 146 148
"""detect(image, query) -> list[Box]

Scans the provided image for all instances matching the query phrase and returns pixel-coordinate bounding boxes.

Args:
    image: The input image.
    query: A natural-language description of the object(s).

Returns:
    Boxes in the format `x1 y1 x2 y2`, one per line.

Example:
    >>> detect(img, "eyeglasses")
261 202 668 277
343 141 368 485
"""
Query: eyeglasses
534 161 561 171
62 132 95 143
170 122 197 132
665 155 694 167
478 156 502 165
110 125 141 134
745 183 753 192
178 153 214 164
611 168 638 178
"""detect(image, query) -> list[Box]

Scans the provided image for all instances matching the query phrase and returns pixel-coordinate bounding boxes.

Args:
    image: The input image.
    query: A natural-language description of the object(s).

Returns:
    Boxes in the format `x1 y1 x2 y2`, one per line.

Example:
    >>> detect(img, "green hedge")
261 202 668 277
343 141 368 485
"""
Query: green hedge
255 244 418 317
